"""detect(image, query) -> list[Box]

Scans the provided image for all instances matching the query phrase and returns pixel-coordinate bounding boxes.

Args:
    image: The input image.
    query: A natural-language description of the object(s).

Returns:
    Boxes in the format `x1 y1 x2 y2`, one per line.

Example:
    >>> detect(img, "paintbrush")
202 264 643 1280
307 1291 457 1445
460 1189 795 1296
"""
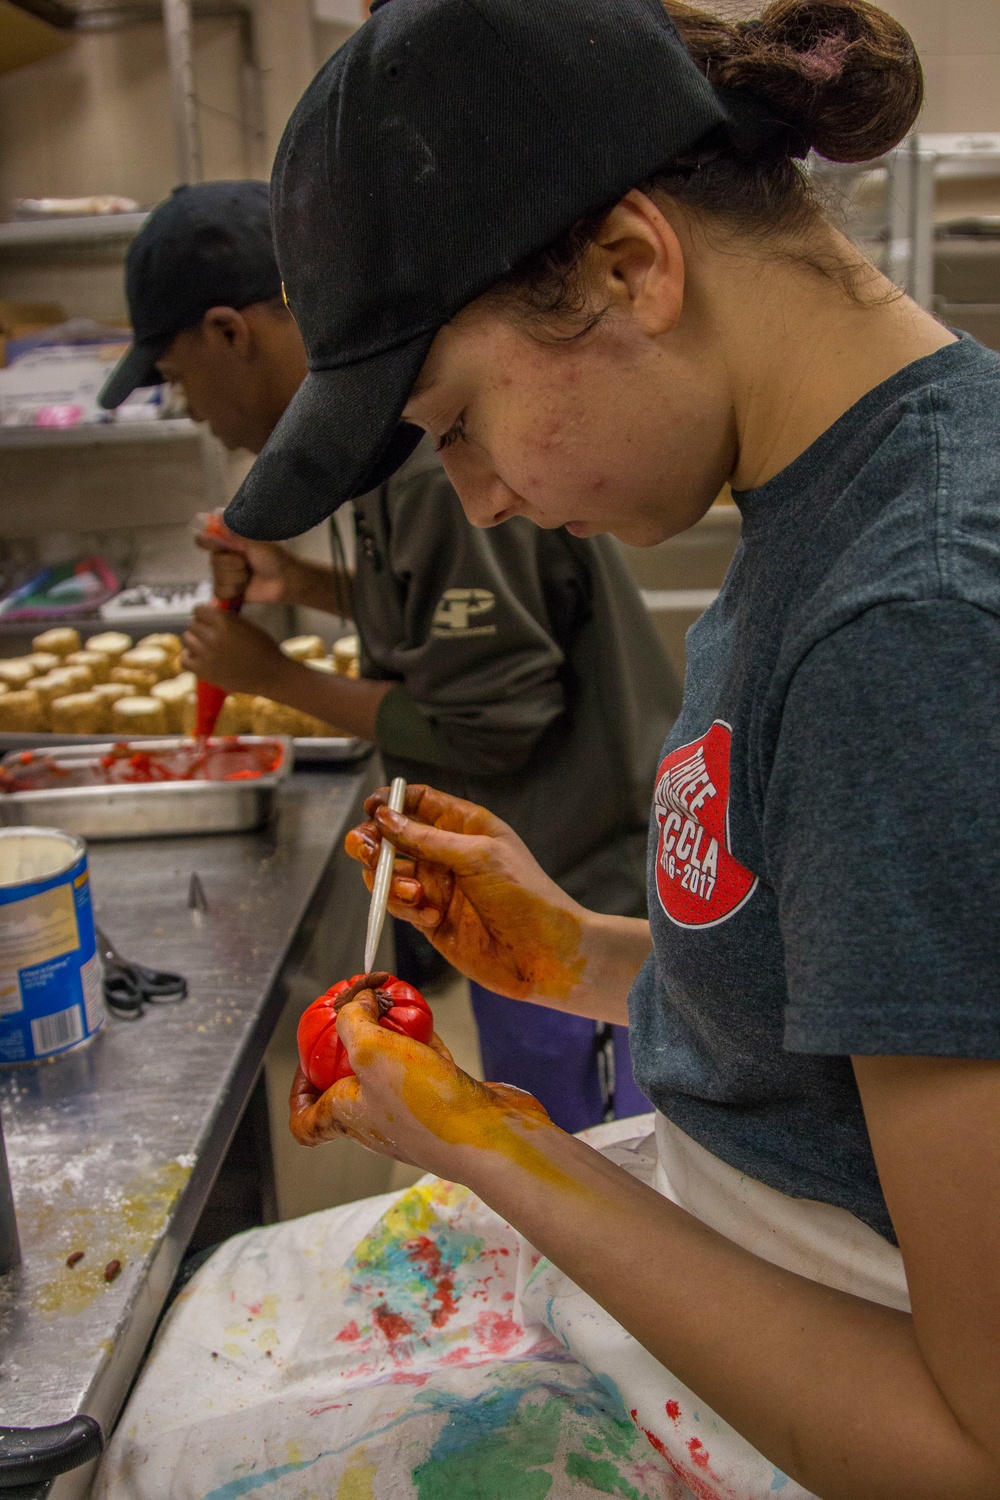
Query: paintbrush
364 777 407 973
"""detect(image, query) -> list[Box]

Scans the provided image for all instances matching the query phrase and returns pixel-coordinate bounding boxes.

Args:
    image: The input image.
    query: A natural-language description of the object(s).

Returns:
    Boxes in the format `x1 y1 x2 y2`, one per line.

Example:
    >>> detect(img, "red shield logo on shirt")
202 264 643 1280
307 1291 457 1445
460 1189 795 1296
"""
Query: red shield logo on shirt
653 720 757 928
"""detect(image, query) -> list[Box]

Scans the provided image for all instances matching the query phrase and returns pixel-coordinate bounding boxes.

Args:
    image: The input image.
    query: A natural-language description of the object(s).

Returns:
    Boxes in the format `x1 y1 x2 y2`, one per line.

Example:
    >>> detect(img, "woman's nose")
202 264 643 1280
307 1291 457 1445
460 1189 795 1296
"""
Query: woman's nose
441 452 518 528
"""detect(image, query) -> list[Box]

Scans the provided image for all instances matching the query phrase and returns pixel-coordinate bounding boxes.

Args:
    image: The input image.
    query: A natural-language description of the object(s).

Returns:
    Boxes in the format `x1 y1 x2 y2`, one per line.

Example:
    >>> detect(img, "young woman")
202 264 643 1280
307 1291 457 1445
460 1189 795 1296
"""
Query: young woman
96 1 1000 1497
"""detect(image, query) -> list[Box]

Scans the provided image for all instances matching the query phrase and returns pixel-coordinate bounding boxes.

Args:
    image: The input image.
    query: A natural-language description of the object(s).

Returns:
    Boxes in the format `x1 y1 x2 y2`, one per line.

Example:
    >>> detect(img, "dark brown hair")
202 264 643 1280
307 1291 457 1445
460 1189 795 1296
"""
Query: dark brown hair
490 0 923 322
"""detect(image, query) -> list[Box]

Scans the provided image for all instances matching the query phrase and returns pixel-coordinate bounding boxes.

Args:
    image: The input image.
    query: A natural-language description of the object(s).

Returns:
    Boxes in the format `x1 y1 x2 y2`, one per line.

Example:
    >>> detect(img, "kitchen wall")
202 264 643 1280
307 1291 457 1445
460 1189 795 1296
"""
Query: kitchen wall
881 0 1000 135
0 1 996 228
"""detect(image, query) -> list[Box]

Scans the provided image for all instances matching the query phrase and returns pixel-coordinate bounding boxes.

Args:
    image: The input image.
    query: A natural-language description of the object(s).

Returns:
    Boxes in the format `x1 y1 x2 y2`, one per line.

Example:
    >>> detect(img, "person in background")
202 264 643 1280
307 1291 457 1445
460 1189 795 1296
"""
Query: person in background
99 180 681 1132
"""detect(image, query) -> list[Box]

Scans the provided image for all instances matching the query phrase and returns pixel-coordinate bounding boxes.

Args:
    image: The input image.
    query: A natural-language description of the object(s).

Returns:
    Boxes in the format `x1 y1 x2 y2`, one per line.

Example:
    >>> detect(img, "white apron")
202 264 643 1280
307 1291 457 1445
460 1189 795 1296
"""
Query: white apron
94 1113 907 1500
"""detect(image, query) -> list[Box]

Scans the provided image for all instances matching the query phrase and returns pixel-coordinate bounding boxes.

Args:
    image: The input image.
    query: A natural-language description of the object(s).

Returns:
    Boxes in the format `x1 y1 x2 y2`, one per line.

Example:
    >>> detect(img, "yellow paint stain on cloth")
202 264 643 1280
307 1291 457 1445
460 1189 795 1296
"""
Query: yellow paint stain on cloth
336 1451 377 1500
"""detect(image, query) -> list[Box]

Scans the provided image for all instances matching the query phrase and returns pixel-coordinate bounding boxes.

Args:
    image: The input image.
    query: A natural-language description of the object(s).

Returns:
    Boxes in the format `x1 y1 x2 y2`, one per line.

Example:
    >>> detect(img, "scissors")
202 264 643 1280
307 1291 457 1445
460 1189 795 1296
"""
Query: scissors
96 927 188 1019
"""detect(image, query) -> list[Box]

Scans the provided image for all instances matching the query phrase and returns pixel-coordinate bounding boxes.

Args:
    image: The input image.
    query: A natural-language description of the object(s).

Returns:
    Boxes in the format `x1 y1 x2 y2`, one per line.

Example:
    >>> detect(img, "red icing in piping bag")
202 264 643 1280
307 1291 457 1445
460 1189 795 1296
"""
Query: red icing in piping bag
195 514 245 740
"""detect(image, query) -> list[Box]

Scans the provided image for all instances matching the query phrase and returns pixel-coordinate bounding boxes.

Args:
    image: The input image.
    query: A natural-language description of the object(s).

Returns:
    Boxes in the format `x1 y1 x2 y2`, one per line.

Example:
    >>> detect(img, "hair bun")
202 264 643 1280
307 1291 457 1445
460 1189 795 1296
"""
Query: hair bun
670 0 923 163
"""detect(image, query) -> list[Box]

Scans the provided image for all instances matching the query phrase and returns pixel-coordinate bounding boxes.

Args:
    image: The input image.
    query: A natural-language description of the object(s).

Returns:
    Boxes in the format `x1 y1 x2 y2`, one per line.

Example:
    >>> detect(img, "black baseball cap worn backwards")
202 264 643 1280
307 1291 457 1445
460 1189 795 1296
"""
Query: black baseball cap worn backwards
99 180 282 410
225 0 758 541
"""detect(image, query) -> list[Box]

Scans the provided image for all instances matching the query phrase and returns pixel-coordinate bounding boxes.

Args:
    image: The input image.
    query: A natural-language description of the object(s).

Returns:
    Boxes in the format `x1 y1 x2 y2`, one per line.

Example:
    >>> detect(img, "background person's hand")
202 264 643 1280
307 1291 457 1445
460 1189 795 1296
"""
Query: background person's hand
345 784 590 1003
195 512 299 606
289 981 553 1176
182 607 288 695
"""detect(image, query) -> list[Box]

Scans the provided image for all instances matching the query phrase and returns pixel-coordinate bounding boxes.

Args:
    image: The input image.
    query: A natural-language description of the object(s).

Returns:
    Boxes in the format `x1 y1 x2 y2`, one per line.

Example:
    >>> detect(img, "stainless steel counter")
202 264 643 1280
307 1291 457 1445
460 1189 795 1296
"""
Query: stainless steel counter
0 762 377 1495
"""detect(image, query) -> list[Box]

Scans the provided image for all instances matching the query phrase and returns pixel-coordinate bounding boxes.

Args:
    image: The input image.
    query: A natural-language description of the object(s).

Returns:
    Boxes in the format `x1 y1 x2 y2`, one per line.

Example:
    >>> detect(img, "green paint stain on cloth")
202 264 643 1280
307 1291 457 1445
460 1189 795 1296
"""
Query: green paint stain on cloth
413 1395 566 1500
565 1451 641 1499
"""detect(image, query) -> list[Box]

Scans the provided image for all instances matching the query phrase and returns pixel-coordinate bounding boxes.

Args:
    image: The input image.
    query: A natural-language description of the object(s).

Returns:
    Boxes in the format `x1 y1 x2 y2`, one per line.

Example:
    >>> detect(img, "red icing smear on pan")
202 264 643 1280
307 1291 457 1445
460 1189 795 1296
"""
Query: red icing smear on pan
0 738 284 792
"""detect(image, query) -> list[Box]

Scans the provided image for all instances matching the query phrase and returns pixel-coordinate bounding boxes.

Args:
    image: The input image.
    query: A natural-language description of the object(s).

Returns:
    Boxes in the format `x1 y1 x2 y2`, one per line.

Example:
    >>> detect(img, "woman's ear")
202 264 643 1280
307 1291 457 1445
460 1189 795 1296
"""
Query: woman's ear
591 190 685 336
202 306 253 357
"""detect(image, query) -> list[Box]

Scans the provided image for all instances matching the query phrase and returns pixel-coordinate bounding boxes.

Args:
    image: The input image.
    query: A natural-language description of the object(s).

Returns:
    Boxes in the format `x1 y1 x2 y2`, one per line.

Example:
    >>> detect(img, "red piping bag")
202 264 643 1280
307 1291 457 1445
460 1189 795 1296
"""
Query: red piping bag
195 514 245 740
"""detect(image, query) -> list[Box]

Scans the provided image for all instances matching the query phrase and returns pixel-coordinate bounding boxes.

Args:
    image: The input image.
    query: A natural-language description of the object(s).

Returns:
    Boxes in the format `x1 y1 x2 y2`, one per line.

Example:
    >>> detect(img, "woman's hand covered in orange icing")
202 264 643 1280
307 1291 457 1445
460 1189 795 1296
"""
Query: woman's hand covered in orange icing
289 982 554 1178
344 785 589 1003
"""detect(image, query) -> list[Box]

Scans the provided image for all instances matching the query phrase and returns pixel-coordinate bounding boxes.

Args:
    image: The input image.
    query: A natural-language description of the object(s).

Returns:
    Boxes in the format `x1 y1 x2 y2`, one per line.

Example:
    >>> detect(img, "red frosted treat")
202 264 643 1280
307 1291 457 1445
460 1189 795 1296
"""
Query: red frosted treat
297 973 433 1091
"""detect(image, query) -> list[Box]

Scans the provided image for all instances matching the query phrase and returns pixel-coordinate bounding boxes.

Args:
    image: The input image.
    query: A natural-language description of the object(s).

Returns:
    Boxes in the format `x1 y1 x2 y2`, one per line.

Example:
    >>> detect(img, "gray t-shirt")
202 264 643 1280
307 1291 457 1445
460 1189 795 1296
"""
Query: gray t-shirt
629 335 1000 1241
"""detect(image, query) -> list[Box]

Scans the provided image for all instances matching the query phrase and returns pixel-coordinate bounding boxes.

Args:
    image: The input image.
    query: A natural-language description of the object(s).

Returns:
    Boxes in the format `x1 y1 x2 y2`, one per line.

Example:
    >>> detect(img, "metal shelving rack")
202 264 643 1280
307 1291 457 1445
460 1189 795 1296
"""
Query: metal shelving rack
815 133 1000 312
886 133 1000 311
0 211 148 247
0 416 197 446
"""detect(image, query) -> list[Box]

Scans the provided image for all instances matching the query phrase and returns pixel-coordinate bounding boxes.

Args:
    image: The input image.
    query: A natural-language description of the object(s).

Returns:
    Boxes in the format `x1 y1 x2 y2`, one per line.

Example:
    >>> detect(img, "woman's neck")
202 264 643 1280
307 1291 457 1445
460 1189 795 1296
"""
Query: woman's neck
690 225 957 493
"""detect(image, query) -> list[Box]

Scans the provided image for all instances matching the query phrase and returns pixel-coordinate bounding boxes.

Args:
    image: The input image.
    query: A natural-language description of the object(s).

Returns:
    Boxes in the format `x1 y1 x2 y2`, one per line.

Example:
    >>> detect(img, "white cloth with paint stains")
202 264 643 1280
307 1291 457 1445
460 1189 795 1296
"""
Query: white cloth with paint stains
94 1113 907 1500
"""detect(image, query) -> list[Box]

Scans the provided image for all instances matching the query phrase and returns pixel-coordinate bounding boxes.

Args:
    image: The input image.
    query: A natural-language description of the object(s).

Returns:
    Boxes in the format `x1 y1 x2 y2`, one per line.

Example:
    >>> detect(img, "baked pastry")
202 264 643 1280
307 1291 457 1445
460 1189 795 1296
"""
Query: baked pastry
49 692 109 735
110 696 168 736
30 668 93 716
280 635 326 662
0 659 36 690
23 651 60 675
61 665 94 694
32 627 81 658
250 698 312 737
86 631 133 661
152 677 195 733
215 694 254 735
93 682 136 709
119 646 170 682
138 632 183 663
110 666 158 694
66 649 111 684
0 689 45 732
249 696 344 738
304 657 335 674
0 683 7 698
179 694 197 736
28 672 72 716
301 710 347 736
333 634 360 677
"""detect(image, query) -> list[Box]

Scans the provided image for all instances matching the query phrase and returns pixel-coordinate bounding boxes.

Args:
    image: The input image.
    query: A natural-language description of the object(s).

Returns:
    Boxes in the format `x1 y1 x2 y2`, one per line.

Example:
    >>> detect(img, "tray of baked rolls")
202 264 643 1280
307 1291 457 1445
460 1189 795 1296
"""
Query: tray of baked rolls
0 627 372 764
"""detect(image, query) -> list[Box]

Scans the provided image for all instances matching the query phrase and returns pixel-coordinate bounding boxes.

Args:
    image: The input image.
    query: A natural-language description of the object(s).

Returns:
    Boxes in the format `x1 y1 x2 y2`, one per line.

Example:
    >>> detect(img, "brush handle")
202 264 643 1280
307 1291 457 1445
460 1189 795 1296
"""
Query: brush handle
364 777 407 973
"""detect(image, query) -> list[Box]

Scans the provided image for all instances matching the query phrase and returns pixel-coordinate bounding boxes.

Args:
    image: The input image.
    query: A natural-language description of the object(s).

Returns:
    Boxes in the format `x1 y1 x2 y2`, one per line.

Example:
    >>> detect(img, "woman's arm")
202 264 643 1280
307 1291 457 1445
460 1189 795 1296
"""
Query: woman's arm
299 993 1000 1500
345 784 651 1021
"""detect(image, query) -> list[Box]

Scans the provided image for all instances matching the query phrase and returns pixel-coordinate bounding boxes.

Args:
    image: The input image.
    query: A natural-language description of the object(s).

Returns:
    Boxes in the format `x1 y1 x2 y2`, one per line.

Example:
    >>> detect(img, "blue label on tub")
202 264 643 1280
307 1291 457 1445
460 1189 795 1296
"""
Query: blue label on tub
0 848 103 1063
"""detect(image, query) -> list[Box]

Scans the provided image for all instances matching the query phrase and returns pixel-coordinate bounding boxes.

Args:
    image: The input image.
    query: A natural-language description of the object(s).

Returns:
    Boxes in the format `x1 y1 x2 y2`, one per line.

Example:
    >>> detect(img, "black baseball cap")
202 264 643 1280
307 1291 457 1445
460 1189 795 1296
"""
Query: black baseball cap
99 180 282 410
224 0 773 541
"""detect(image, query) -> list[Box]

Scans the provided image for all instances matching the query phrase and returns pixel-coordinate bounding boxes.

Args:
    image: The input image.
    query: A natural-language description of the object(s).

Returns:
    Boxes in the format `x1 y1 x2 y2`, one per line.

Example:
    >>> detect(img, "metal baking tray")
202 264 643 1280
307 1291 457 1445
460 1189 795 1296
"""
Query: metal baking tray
289 736 371 764
0 731 371 763
0 736 293 841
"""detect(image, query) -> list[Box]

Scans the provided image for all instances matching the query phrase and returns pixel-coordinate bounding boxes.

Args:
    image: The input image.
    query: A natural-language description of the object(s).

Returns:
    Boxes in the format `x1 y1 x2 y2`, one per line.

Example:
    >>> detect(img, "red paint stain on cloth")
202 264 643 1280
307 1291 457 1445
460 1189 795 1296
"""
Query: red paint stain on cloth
335 1321 361 1342
474 1310 521 1355
440 1346 472 1365
404 1235 459 1326
665 1400 681 1421
688 1438 711 1470
372 1305 413 1342
631 1411 724 1500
